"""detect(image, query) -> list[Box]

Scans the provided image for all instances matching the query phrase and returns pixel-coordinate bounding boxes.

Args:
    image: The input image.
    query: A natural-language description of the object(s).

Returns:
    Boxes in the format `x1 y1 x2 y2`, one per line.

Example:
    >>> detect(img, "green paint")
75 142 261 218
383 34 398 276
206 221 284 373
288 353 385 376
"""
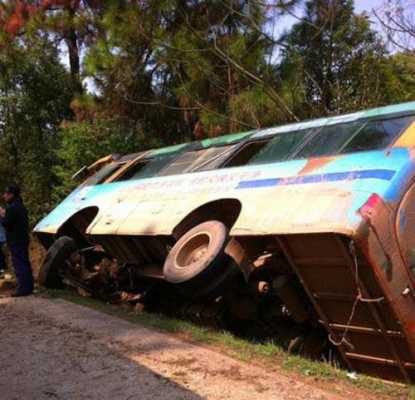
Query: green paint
149 143 188 156
364 101 415 118
146 130 254 157
200 130 254 147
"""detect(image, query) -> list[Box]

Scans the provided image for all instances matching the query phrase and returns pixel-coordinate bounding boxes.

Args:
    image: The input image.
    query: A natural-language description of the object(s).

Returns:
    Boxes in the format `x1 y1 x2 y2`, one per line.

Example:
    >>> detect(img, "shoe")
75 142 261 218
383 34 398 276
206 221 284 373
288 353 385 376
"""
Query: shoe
11 291 33 297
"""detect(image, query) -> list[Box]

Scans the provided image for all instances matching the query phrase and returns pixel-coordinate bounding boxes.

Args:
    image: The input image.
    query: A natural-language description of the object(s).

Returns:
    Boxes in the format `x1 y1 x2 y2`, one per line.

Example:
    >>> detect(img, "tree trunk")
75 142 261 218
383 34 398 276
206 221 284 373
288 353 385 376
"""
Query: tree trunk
65 8 82 94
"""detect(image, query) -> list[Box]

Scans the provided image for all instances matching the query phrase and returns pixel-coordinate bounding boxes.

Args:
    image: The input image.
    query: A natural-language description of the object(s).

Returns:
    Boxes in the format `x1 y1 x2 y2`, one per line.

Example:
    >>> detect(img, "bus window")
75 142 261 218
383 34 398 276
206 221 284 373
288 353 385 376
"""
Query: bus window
157 150 203 175
115 160 149 181
84 162 124 186
115 153 178 181
295 121 364 158
246 129 312 165
340 116 415 154
159 145 235 175
222 140 270 168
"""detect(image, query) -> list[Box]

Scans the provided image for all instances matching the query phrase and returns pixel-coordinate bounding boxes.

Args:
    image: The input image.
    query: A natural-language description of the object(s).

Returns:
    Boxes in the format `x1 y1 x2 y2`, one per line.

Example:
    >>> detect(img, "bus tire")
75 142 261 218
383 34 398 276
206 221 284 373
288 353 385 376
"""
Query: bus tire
38 236 78 288
194 256 240 298
163 220 229 289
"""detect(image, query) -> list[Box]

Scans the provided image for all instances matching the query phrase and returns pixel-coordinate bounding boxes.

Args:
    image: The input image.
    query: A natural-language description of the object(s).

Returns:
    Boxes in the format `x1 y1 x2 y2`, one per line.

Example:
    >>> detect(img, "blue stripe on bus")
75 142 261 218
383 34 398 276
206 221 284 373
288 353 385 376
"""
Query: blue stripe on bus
236 169 396 189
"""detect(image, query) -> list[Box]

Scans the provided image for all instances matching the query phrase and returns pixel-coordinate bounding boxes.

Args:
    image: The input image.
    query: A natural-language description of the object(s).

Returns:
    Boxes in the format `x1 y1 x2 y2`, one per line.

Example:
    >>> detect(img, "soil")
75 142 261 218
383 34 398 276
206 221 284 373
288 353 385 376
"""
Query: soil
0 295 383 400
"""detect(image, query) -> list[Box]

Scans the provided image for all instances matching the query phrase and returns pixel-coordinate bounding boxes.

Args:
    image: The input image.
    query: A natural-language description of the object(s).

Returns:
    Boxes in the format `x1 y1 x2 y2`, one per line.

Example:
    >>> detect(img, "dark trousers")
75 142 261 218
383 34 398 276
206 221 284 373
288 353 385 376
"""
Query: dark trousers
0 242 6 270
9 242 33 294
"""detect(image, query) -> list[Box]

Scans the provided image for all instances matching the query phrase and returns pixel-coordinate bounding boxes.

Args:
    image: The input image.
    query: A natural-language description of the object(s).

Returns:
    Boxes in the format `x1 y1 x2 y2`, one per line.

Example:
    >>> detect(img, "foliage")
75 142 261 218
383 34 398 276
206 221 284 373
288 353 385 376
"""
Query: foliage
279 0 395 118
383 52 415 103
82 1 284 139
53 117 162 202
0 34 73 221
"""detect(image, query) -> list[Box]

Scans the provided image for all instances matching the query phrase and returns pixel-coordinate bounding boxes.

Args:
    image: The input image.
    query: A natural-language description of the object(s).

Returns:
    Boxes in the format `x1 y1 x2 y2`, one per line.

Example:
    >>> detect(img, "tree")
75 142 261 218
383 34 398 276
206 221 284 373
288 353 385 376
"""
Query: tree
83 0 297 143
53 118 163 201
279 0 392 118
0 0 104 93
379 51 415 103
160 0 287 134
375 0 415 52
0 34 73 220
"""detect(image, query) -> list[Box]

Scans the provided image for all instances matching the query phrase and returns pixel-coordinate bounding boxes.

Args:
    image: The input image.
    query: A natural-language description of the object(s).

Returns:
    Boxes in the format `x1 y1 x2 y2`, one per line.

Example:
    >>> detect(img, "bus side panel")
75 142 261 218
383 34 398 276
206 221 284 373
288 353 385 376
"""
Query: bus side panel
36 148 412 240
87 151 407 238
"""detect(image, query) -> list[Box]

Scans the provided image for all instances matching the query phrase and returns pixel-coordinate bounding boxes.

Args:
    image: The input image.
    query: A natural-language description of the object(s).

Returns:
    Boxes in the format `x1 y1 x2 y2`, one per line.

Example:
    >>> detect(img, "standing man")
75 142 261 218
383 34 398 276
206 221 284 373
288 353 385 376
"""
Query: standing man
0 185 33 296
0 222 6 277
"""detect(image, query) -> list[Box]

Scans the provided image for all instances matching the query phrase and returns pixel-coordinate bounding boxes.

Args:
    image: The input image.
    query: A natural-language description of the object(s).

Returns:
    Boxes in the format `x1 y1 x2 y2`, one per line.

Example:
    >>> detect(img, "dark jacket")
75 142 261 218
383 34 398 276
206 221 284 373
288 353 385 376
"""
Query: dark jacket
1 198 29 244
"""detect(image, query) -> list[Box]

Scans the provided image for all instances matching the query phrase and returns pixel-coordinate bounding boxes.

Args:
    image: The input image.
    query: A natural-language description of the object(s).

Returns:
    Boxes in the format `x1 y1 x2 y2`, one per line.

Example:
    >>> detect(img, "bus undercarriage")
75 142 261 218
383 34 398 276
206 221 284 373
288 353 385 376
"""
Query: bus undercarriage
37 228 415 383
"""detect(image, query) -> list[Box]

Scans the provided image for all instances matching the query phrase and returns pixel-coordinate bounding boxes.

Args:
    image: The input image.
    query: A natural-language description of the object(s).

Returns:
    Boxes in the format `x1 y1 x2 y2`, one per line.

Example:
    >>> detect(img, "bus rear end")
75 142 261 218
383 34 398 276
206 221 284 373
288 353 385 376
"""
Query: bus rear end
272 154 415 382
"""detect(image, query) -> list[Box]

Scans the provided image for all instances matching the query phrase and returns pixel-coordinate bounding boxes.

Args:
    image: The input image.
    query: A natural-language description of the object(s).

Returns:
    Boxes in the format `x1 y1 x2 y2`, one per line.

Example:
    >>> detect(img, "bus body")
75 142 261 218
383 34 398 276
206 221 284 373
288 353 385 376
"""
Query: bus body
34 102 415 382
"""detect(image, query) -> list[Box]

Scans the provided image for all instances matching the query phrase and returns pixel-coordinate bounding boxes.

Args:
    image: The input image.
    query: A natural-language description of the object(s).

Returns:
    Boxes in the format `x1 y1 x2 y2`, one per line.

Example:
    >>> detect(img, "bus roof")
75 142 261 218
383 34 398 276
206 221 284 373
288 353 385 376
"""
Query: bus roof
251 101 415 139
142 101 415 158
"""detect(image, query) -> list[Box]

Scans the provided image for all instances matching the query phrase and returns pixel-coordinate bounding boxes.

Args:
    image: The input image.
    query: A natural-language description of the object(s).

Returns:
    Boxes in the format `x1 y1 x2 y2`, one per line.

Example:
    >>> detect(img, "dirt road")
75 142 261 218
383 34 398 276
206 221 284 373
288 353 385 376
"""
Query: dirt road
0 296 374 400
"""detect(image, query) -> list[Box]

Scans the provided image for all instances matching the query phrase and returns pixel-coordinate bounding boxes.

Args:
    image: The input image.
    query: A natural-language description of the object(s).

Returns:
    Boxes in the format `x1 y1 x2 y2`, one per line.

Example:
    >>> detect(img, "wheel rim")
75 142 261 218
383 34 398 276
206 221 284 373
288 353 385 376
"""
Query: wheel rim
175 232 211 269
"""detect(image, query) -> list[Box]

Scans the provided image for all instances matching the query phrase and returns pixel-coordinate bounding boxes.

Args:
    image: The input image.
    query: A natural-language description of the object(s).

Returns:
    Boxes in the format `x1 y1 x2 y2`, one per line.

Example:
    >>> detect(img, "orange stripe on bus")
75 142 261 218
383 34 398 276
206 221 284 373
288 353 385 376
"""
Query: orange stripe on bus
394 121 415 147
299 157 337 175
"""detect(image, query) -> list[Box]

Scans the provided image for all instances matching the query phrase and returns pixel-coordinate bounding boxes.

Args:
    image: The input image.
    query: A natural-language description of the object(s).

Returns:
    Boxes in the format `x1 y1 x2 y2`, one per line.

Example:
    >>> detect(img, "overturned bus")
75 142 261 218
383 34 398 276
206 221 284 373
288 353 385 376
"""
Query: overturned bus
34 102 415 383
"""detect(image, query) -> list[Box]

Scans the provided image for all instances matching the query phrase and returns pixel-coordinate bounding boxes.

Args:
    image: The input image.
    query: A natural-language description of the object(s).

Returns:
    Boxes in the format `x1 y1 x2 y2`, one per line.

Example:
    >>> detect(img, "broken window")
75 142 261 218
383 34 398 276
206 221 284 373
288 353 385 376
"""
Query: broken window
221 140 270 168
115 153 178 181
84 162 125 186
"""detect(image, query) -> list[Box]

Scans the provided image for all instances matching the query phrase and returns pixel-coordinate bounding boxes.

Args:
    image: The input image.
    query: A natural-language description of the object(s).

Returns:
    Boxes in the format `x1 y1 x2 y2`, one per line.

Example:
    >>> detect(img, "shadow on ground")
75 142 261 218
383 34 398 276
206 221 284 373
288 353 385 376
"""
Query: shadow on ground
0 298 203 400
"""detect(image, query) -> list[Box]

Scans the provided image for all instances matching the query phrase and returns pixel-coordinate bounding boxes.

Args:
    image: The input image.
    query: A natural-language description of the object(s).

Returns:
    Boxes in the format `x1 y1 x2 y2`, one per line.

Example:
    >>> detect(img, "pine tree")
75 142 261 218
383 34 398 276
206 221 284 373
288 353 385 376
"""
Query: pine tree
0 0 104 93
279 0 391 117
84 1 291 140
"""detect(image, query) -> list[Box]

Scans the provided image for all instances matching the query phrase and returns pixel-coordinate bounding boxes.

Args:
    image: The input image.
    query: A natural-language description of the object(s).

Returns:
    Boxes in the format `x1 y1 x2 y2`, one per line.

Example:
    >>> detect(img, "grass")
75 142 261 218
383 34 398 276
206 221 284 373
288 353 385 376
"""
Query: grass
41 288 414 399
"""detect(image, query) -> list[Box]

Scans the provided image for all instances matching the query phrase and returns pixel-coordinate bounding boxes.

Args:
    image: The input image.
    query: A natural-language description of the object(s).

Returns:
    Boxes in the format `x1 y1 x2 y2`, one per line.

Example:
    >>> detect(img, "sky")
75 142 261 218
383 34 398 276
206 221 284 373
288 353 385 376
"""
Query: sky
355 0 389 33
355 0 384 14
270 0 386 40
